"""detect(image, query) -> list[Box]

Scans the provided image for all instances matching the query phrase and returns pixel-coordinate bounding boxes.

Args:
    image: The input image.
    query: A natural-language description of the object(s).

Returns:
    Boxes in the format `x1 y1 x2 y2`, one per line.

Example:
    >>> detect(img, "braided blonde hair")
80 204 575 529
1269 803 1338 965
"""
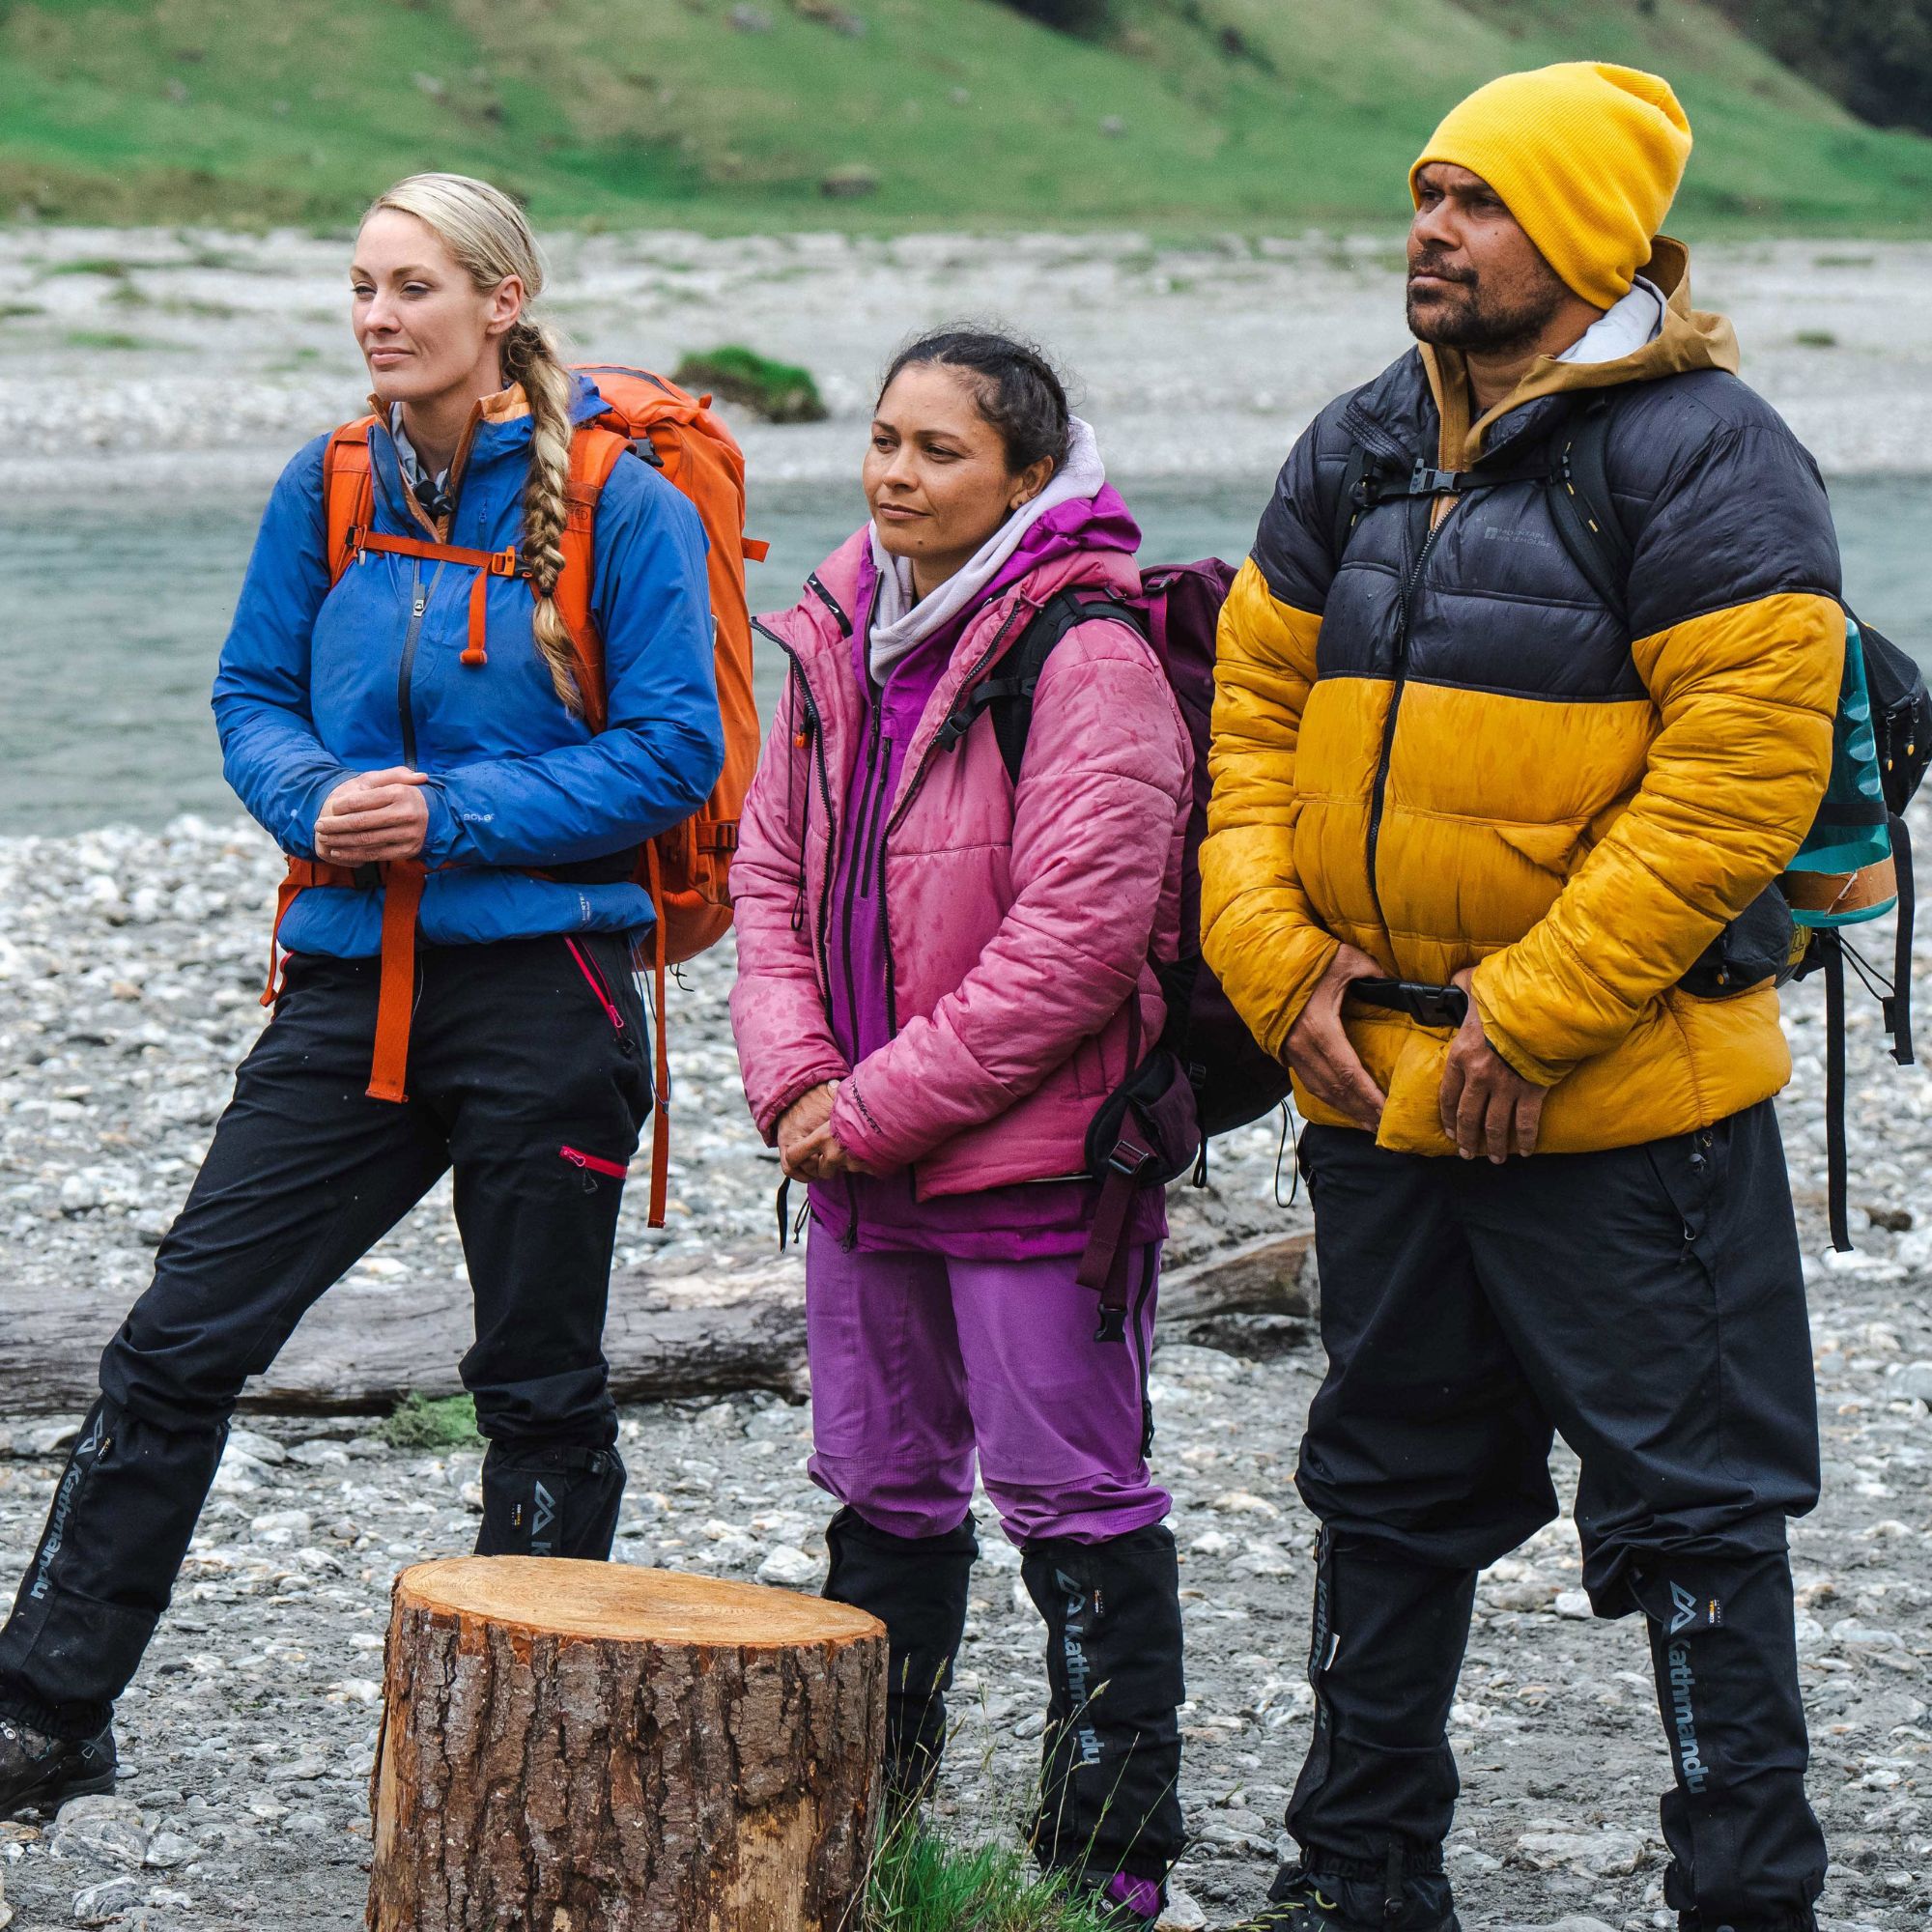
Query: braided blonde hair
363 172 582 714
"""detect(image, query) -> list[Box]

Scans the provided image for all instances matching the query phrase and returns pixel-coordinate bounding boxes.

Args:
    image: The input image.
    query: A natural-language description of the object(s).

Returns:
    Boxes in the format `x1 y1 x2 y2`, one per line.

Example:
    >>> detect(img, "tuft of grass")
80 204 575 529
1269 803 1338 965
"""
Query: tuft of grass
381 1391 481 1449
673 344 828 423
43 255 133 277
1795 327 1839 347
64 327 156 349
862 1817 1118 1932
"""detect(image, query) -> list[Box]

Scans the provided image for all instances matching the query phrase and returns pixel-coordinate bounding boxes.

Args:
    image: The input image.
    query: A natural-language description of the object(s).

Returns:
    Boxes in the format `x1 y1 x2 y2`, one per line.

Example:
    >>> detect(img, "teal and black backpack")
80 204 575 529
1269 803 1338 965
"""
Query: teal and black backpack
1338 396 1932 1248
1778 615 1927 1246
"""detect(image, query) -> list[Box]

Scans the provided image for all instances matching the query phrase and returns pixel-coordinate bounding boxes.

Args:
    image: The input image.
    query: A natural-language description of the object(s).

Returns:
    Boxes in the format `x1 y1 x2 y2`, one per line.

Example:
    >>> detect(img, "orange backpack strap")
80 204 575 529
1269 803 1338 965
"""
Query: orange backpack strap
642 844 672 1230
322 418 378 586
261 855 426 1102
554 423 631 733
366 861 427 1103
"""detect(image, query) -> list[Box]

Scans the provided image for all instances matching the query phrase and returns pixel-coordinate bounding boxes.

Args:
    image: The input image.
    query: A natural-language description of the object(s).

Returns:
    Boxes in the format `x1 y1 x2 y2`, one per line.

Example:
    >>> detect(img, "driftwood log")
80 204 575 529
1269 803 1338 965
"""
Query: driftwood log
0 1252 810 1416
367 1556 886 1932
0 1231 1315 1417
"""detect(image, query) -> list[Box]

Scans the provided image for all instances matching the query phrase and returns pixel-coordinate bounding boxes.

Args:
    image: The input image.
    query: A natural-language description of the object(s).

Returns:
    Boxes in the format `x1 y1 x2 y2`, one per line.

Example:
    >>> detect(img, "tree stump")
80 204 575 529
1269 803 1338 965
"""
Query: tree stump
367 1556 886 1932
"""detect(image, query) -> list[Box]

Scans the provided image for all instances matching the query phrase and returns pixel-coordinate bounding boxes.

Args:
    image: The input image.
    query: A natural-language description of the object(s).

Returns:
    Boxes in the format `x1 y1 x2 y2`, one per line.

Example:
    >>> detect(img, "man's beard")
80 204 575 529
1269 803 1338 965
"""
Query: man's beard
1406 260 1569 355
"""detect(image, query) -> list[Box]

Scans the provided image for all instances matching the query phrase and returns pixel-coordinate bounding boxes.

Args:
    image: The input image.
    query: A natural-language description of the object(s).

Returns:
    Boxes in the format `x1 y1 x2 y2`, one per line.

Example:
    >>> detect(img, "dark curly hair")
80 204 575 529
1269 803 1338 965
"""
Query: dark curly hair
877 327 1072 476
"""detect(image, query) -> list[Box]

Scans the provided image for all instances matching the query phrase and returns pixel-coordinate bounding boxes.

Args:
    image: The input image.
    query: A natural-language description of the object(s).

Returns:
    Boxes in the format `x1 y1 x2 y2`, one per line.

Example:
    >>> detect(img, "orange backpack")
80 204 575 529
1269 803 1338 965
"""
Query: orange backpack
276 366 765 1223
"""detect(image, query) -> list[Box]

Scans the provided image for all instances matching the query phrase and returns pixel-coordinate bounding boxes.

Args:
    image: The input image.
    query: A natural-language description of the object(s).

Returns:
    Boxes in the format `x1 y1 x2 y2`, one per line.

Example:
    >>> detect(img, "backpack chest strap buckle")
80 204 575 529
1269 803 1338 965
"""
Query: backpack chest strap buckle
1408 461 1465 497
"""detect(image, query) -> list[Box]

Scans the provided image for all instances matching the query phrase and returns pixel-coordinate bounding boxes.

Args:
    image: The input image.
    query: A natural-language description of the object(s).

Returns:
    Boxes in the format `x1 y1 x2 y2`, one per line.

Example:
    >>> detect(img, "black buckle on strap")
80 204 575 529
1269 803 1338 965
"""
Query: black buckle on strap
1409 460 1464 497
1346 977 1469 1030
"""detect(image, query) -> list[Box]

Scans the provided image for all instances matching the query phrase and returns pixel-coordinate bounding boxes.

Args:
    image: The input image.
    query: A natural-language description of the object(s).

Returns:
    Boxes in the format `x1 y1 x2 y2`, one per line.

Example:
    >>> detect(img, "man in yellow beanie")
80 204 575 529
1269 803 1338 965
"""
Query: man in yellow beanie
1207 63 1836 1932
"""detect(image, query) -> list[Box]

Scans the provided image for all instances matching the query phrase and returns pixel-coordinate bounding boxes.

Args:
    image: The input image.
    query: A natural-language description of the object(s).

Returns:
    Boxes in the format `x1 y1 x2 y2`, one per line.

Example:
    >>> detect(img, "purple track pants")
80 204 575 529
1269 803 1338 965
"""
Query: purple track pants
805 1232 1171 1547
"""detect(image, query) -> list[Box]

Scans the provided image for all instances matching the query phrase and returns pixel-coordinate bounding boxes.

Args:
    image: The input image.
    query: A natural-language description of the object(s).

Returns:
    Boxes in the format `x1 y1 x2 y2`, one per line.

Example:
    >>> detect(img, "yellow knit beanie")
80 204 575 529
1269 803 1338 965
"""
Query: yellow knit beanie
1410 63 1692 310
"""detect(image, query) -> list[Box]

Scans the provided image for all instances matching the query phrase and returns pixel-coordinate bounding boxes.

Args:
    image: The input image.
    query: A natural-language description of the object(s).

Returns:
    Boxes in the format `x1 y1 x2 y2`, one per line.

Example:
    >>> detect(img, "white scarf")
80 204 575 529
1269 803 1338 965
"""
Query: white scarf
867 416 1108 682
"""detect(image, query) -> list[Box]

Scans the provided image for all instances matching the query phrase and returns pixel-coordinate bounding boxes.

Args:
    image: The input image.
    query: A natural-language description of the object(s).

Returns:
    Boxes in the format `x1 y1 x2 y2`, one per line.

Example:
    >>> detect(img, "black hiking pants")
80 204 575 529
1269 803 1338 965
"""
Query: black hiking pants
1286 1103 1826 1931
0 935 651 1738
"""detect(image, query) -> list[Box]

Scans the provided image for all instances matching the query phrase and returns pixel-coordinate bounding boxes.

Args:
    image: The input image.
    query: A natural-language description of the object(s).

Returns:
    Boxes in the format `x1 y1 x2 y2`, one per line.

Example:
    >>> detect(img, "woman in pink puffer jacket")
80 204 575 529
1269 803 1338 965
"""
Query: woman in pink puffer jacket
729 330 1190 1920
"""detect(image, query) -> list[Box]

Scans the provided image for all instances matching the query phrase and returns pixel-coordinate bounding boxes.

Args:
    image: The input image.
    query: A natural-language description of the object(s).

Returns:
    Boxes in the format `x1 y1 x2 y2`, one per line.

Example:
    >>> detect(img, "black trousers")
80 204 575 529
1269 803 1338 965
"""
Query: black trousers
0 934 651 1736
1288 1104 1826 1929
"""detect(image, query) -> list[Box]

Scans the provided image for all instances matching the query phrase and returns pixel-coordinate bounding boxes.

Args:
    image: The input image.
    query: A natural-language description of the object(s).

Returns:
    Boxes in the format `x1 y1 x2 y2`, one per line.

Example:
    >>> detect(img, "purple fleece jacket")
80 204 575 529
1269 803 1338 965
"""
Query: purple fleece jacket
809 486 1169 1258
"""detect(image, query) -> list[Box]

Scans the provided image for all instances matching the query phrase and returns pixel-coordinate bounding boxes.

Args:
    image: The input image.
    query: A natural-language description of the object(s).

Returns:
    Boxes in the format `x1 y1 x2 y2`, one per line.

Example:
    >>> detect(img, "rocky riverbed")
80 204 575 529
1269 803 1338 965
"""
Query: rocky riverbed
5 227 1932 499
0 815 1928 1931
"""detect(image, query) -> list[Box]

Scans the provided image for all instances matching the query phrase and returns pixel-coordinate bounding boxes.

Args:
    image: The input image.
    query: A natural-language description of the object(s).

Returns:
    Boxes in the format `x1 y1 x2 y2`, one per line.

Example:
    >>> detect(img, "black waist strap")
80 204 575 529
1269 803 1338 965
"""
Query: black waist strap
338 847 644 890
1345 978 1469 1030
542 846 644 886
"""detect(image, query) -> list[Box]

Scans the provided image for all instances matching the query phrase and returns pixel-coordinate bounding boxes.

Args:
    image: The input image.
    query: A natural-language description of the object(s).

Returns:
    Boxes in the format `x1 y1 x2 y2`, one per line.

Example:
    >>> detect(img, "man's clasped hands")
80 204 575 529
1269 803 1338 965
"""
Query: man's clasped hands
1285 942 1548 1163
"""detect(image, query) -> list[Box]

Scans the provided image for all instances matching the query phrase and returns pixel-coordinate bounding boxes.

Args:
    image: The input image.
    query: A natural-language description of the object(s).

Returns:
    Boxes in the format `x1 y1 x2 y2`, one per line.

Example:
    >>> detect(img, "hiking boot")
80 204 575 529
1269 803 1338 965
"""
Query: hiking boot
1221 1868 1462 1932
0 1713 116 1817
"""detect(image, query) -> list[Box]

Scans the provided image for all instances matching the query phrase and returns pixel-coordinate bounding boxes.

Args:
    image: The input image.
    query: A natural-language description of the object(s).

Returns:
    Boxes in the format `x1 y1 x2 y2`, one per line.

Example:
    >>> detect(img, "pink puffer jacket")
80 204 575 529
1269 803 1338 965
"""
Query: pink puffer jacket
729 530 1192 1197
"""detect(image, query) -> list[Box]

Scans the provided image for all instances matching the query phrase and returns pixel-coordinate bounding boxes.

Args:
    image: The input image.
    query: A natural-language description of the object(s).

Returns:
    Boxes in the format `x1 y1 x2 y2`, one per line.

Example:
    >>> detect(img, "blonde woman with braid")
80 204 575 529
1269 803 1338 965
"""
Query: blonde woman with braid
0 173 722 1812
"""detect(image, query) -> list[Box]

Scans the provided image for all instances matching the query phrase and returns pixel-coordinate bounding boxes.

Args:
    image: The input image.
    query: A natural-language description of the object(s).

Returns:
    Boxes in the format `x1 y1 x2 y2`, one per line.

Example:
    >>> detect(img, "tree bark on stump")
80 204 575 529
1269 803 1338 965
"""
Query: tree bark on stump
367 1557 887 1932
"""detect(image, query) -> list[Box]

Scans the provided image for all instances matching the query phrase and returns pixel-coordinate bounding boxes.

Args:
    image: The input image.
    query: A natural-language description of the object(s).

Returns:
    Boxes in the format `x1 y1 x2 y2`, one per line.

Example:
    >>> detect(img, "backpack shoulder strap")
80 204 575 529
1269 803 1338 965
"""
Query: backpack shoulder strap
936 590 1147 786
321 417 378 585
1331 440 1374 567
552 420 632 733
1331 397 1632 621
1544 395 1632 625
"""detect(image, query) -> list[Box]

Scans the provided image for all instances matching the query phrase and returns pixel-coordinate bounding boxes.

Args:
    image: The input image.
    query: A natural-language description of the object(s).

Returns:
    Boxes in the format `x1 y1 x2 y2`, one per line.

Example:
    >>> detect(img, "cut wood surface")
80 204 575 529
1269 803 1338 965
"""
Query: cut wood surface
368 1556 886 1932
0 1231 1316 1416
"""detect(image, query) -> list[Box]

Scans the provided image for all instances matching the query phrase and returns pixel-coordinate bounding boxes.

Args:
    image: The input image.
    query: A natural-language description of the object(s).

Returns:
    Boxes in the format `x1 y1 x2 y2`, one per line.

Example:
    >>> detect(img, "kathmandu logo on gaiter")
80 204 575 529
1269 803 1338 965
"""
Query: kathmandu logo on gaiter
1668 1580 1721 1634
30 1417 106 1602
1666 1643 1709 1793
530 1481 556 1557
1054 1570 1103 1768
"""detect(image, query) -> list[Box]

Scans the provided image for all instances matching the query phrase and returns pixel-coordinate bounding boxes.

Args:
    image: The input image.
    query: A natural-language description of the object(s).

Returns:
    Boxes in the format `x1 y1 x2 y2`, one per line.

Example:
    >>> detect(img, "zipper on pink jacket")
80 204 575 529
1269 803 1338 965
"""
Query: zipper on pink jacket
559 1145 629 1179
875 600 1030 1039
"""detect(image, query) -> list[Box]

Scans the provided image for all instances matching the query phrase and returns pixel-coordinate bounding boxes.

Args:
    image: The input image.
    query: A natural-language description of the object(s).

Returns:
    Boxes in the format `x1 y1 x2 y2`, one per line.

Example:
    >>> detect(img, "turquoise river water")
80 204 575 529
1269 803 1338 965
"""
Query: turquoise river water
9 475 1928 837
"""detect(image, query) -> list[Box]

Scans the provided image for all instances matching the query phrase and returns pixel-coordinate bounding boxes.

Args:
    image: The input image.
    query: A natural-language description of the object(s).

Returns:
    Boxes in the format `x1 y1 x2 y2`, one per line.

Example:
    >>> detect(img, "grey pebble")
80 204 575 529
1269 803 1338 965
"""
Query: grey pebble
52 1796 150 1868
70 1874 144 1923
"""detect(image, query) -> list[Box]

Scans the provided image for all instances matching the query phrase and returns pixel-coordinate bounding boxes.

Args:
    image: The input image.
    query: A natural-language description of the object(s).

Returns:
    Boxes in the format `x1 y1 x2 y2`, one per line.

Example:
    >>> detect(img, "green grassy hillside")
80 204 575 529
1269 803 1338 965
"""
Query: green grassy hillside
5 0 1932 233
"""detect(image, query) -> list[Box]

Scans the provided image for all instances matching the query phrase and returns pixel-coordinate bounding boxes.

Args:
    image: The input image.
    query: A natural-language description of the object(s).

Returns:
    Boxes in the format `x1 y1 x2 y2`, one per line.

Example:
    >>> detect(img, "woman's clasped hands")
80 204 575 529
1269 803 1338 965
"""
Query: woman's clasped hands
775 1080 880 1182
314 767 431 866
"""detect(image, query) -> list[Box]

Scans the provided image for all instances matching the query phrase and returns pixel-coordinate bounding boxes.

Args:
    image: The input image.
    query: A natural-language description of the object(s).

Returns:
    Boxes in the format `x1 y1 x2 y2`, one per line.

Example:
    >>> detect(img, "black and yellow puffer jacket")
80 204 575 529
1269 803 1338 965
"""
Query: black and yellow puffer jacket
1202 241 1843 1155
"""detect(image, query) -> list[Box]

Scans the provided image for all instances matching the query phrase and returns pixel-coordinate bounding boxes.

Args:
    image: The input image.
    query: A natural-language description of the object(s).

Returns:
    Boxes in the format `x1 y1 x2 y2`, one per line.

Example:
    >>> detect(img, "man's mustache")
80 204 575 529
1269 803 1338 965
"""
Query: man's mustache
1408 257 1477 288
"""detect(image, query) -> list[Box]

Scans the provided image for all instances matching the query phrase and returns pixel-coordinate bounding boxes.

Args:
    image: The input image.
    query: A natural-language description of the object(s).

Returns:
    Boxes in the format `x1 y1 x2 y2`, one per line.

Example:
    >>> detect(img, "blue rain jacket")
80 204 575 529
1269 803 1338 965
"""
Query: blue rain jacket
213 375 723 956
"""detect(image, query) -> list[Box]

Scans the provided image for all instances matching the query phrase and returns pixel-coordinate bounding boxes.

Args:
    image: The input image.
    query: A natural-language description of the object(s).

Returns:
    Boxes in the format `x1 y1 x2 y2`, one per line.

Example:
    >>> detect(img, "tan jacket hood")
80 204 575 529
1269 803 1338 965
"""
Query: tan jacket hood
1421 238 1741 468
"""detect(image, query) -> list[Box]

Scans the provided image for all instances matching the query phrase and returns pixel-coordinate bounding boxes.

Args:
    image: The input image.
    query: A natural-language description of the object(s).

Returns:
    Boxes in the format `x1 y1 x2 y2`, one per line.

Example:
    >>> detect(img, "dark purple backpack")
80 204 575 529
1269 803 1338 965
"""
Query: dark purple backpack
937 561 1293 1332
